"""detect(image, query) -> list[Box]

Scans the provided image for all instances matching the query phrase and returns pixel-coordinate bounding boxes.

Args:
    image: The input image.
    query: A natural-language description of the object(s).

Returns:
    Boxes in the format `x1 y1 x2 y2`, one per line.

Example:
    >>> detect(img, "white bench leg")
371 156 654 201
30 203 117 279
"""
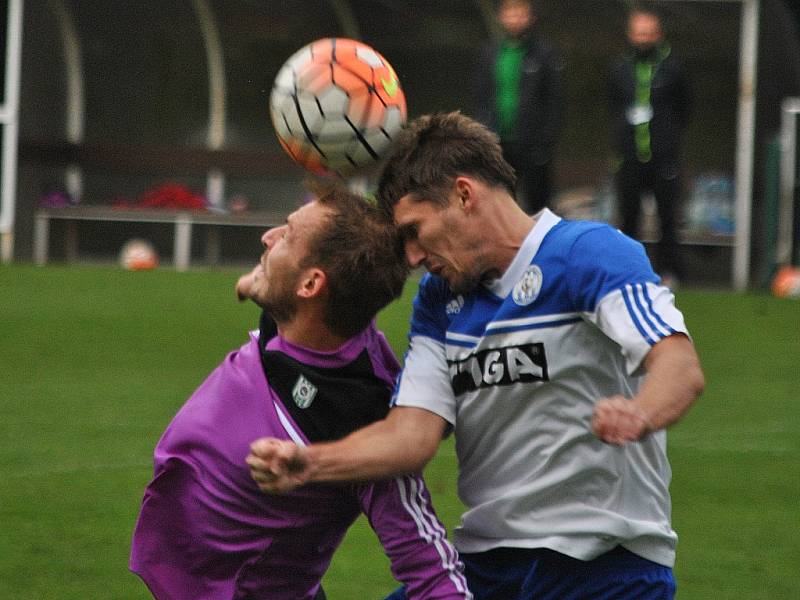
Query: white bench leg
34 213 50 265
174 215 192 272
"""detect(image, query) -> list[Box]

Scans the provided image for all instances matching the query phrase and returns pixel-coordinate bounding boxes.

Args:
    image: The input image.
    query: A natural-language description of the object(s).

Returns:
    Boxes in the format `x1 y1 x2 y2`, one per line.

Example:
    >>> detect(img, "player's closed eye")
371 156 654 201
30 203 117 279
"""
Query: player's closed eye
399 224 418 242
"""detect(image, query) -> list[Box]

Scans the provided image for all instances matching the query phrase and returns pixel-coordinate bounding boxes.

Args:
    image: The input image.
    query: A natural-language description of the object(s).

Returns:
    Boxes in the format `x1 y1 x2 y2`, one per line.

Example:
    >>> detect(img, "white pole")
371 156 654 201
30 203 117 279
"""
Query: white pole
732 0 759 290
50 0 85 203
192 0 226 210
777 98 800 265
0 0 24 263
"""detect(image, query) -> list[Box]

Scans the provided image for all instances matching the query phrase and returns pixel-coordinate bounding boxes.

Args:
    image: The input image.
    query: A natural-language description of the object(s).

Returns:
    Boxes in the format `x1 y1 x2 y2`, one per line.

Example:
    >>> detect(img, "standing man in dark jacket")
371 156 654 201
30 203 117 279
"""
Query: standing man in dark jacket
474 0 566 215
608 7 691 285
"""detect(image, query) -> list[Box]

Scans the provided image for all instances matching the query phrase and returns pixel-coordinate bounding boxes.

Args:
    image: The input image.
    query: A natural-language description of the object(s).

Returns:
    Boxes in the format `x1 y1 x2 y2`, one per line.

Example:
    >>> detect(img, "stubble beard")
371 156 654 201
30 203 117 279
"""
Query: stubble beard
254 266 299 325
446 268 483 296
260 294 297 326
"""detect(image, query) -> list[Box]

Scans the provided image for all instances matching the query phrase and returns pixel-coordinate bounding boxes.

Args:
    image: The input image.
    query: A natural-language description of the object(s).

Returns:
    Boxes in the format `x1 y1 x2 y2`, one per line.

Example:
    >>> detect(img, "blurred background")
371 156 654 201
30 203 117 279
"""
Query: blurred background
3 0 800 283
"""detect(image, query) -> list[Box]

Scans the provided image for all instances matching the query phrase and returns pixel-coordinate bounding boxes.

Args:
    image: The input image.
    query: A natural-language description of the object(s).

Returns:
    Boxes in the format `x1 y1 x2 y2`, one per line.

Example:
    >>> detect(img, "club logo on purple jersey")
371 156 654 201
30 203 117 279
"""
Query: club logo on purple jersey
292 374 318 409
512 265 543 306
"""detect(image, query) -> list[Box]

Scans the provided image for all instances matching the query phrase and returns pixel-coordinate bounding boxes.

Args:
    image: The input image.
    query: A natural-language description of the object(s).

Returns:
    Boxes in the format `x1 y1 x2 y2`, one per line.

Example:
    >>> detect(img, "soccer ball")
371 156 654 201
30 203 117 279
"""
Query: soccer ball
771 265 800 298
270 38 407 177
119 238 158 271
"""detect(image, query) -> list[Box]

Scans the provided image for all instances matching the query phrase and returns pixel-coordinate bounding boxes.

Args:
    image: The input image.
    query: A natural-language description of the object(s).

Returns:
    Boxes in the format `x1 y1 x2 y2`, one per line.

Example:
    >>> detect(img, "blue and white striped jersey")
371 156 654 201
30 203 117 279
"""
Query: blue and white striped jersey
394 209 688 567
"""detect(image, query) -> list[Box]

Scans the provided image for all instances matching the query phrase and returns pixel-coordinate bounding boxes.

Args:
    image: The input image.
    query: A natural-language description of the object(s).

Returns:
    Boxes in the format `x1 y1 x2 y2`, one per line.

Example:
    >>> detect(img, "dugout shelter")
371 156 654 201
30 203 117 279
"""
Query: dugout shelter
1 0 798 286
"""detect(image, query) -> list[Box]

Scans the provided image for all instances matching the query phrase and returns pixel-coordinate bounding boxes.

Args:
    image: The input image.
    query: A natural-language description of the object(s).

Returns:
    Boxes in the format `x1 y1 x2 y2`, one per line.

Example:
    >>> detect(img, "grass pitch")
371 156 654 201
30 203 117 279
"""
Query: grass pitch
0 264 797 599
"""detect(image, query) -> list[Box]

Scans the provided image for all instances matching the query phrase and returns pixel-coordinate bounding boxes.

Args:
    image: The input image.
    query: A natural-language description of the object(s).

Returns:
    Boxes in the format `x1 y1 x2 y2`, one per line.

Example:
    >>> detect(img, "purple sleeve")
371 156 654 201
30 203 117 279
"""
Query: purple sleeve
358 475 471 599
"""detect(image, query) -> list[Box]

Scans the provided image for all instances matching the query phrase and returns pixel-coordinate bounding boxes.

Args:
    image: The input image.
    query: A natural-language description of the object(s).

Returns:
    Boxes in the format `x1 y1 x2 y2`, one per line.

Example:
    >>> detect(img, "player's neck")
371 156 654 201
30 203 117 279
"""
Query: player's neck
480 194 538 276
277 311 348 352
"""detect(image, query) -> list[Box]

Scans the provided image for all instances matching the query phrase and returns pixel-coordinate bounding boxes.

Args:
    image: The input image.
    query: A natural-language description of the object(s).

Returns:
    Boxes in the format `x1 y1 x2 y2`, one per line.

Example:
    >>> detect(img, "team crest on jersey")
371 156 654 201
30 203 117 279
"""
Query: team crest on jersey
446 295 465 315
512 265 543 306
292 374 317 409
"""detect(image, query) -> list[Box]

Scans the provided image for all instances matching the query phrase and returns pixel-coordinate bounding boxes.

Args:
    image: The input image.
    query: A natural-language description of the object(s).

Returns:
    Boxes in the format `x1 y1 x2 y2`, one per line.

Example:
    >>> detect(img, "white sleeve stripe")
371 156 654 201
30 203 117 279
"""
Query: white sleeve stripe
395 475 472 597
413 478 447 539
412 479 472 597
396 475 431 541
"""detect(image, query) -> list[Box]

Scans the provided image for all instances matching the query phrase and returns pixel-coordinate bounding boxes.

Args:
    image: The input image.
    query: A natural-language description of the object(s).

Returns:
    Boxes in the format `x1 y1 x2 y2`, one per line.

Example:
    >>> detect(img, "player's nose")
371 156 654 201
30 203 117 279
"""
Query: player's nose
404 239 427 268
262 226 284 248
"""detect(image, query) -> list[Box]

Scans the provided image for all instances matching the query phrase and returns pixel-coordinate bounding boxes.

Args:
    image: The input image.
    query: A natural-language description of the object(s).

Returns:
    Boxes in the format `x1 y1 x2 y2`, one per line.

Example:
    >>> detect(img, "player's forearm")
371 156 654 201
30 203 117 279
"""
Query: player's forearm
306 407 444 483
635 334 705 431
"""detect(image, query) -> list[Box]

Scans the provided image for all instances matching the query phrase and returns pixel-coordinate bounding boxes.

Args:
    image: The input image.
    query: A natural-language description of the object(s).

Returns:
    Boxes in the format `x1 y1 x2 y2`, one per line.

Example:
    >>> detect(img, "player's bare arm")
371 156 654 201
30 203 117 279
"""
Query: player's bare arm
248 406 448 494
592 333 704 445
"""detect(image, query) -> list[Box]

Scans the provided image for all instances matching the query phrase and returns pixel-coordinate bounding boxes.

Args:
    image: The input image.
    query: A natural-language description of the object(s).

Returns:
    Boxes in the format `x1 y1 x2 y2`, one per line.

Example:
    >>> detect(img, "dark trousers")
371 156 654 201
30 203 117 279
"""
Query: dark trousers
383 546 674 600
501 141 553 215
460 546 674 600
615 159 683 278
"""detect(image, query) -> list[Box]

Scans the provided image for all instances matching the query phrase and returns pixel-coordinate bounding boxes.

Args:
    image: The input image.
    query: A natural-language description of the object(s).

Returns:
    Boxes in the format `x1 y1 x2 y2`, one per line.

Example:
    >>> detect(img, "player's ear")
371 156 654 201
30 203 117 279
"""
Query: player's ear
297 268 327 299
454 176 476 213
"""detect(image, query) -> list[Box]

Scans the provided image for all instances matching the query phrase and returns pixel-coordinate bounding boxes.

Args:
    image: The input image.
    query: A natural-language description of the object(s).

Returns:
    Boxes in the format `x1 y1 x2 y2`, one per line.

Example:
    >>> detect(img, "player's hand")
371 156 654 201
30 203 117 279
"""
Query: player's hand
246 438 314 494
235 265 261 302
591 396 652 445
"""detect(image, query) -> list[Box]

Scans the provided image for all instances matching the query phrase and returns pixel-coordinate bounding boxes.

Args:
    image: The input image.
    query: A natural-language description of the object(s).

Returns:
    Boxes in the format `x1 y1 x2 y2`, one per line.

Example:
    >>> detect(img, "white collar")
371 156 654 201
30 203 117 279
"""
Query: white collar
484 208 561 298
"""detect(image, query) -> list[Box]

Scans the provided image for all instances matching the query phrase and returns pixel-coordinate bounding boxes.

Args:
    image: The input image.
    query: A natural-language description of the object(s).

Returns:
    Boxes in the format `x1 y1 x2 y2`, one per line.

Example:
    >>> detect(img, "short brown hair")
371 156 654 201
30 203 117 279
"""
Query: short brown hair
377 111 517 210
303 182 409 338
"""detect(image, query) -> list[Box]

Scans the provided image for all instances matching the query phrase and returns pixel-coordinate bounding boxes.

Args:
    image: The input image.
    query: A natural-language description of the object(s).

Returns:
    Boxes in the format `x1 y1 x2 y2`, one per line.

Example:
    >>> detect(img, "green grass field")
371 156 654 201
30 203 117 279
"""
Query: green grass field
1 264 798 599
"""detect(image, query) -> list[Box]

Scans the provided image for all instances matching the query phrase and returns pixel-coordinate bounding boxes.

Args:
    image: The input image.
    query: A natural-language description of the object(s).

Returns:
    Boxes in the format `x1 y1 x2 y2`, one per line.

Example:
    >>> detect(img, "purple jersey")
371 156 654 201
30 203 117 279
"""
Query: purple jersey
130 322 470 599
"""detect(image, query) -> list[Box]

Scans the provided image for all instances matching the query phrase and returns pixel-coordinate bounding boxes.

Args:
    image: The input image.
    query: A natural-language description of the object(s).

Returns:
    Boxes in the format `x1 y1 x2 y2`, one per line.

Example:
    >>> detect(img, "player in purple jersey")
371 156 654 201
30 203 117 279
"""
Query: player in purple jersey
247 113 705 599
129 185 471 600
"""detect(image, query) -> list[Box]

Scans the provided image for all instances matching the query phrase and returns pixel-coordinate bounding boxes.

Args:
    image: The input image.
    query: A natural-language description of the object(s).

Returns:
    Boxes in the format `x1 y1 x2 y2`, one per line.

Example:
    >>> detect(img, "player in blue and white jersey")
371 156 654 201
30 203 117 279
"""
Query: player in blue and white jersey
248 112 705 599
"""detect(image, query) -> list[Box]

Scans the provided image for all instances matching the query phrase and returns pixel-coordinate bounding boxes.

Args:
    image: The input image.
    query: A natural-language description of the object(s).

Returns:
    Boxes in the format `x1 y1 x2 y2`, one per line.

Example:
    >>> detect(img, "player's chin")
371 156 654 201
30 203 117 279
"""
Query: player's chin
249 285 270 309
447 273 480 295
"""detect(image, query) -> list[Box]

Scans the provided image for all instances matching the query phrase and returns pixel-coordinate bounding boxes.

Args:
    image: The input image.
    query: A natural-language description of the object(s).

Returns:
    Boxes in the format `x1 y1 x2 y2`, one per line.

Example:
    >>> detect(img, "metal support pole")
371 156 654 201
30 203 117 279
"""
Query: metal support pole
0 0 24 263
49 0 85 202
193 0 227 210
732 0 760 290
778 98 800 266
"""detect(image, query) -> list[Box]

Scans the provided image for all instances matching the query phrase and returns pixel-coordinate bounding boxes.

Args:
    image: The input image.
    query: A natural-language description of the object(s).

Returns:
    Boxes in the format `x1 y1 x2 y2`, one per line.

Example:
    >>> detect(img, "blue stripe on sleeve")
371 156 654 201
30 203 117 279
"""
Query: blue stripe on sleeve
631 284 666 342
622 285 656 346
641 284 677 336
